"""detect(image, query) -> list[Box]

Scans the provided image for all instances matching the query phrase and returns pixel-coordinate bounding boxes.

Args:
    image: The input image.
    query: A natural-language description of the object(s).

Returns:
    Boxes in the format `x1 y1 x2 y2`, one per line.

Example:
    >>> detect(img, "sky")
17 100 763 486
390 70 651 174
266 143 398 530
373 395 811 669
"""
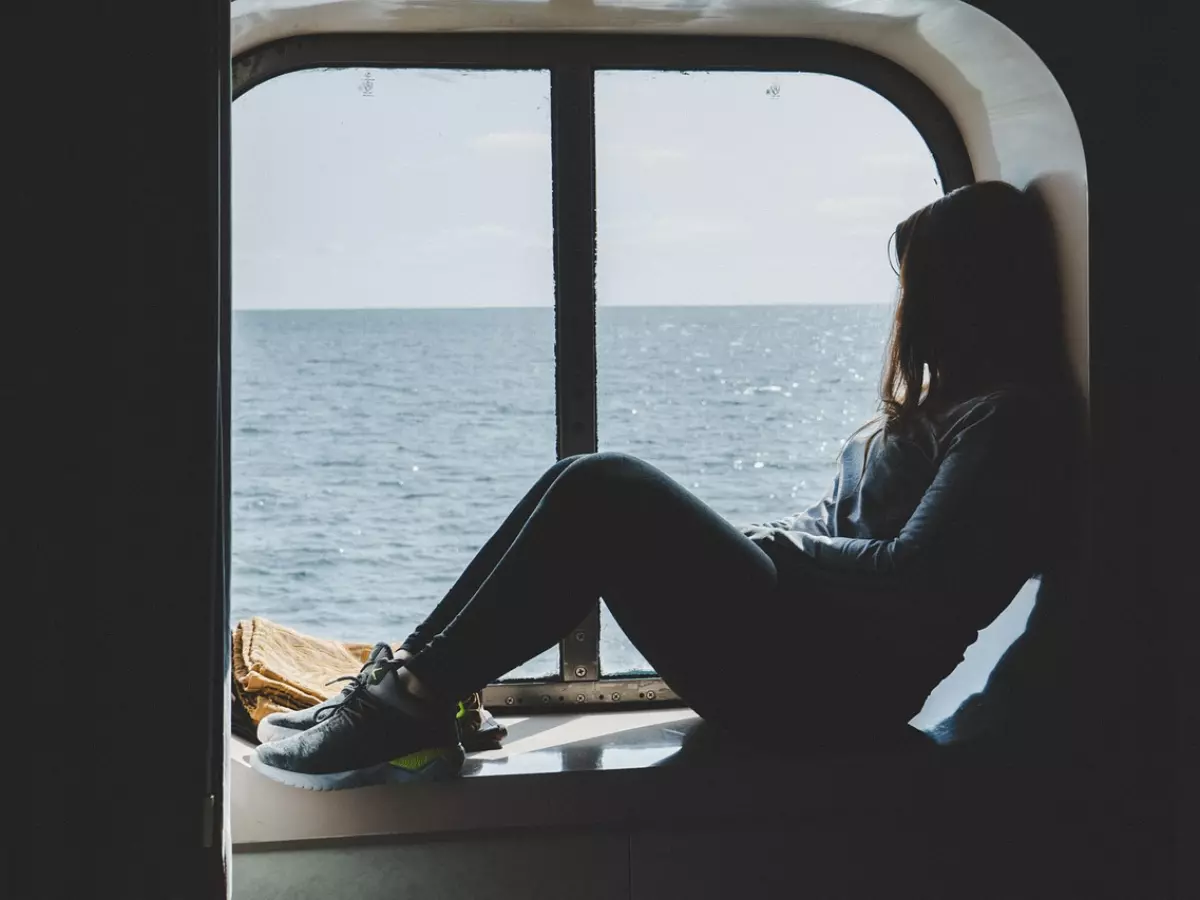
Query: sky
232 68 942 310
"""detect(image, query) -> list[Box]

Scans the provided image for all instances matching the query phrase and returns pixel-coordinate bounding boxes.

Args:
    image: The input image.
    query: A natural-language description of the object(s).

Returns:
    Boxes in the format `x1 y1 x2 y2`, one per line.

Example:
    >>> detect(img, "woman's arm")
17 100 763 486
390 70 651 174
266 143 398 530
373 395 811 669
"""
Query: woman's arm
739 473 840 538
758 397 1041 580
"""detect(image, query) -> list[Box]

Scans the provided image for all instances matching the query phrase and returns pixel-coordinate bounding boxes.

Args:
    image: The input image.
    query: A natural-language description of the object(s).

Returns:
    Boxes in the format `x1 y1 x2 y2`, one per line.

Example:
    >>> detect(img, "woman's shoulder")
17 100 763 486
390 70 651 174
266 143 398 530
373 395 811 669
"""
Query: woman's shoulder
871 382 1077 461
938 384 1059 424
935 384 1078 455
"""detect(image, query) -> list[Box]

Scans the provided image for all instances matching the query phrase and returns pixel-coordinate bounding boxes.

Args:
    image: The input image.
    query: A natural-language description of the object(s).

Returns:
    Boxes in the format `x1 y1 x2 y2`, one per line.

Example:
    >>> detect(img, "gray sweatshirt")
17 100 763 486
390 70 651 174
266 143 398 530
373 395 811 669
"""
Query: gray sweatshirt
745 387 1070 644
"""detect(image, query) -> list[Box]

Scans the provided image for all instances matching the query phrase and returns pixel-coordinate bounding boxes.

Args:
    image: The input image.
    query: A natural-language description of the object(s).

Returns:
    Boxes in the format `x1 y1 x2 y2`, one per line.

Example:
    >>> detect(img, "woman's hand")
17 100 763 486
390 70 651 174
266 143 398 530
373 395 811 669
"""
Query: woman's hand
738 524 780 542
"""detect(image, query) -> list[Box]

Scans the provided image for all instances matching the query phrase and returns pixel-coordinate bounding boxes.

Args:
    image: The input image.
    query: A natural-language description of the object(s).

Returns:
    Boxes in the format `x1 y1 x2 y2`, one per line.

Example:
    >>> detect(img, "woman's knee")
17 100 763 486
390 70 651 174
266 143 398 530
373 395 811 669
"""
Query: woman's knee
555 451 657 493
549 454 588 473
540 453 598 486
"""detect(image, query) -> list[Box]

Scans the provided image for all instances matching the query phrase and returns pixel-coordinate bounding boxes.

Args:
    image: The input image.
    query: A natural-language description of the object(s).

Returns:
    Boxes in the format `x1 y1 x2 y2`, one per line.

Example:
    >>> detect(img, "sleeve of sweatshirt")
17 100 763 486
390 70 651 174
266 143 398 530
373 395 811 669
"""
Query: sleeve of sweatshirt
767 397 1037 578
769 472 839 533
738 472 839 538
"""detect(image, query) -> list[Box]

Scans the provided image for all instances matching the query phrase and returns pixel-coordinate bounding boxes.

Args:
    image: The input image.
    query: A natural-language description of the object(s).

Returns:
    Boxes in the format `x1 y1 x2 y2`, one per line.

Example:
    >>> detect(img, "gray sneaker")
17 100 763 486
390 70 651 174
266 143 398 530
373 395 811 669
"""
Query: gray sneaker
256 642 394 744
252 657 463 791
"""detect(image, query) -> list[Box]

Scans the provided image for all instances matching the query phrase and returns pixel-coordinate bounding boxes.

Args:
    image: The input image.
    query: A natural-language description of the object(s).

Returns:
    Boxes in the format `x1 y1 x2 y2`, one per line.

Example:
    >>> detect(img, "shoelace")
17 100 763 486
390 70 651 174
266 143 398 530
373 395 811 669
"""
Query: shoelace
321 655 383 699
314 658 408 725
312 674 365 724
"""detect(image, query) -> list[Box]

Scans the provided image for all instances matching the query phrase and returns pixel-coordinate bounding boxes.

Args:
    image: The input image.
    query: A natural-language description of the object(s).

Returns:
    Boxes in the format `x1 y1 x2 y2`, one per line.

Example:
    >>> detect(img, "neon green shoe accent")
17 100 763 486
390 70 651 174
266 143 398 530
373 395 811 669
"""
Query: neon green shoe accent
456 701 466 720
389 746 458 772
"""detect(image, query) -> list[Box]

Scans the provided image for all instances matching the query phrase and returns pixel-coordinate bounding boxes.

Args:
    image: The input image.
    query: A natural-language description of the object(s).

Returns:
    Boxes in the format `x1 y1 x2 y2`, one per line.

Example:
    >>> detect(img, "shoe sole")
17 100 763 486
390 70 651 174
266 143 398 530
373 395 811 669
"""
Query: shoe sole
250 744 466 791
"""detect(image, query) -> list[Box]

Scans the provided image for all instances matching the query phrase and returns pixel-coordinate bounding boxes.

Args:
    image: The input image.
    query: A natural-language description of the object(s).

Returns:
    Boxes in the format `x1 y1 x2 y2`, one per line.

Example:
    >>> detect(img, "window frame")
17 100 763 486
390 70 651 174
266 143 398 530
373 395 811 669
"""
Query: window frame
231 33 974 712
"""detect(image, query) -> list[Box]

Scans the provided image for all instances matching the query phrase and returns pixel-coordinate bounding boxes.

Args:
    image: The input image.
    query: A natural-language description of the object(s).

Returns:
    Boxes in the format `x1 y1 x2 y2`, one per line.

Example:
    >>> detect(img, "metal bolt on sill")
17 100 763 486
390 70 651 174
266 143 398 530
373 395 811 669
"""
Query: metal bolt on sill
574 666 587 677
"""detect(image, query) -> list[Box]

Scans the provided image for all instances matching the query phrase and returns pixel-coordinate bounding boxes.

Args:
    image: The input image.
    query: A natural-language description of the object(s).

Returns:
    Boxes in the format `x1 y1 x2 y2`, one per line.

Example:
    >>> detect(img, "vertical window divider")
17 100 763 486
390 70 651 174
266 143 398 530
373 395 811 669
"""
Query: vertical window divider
550 64 601 684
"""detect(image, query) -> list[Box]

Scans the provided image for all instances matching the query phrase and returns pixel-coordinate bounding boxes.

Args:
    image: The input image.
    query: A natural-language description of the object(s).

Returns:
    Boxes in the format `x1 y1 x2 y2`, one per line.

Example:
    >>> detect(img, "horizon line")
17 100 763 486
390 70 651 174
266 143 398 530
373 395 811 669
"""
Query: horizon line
232 301 894 312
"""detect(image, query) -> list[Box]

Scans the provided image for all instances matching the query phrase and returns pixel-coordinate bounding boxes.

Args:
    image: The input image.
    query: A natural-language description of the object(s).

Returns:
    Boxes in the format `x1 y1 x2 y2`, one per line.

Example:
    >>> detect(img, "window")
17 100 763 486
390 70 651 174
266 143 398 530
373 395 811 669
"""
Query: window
232 68 559 679
231 36 972 706
594 70 943 674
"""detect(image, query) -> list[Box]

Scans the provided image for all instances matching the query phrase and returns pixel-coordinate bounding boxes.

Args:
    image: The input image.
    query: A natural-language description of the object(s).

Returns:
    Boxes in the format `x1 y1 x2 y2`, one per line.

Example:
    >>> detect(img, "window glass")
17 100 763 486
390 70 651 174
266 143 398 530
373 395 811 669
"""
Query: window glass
595 71 943 675
232 68 558 679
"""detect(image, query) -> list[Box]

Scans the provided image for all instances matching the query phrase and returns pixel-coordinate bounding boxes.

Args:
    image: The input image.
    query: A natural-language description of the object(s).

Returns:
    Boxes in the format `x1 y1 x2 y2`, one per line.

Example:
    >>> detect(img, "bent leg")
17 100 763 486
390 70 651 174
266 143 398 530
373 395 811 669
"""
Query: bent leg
253 453 787 788
400 454 584 653
405 452 780 722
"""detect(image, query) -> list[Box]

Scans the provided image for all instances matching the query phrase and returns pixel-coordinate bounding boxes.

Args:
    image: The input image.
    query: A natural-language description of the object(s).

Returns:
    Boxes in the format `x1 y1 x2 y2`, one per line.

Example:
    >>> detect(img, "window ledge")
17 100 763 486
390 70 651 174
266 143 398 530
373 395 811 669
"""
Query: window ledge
232 579 1044 848
231 577 1046 848
229 707 1006 850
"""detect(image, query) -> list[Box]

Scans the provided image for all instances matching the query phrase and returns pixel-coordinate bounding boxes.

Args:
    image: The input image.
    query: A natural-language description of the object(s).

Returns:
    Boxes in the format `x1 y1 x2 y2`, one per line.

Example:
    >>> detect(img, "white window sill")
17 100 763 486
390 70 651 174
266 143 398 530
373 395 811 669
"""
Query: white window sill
231 707 960 850
232 707 700 847
231 580 1038 849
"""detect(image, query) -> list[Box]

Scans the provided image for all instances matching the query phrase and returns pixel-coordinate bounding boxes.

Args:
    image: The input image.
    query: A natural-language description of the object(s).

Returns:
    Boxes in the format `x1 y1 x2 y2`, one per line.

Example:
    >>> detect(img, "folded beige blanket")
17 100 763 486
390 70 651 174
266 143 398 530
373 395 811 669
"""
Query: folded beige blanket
232 616 399 725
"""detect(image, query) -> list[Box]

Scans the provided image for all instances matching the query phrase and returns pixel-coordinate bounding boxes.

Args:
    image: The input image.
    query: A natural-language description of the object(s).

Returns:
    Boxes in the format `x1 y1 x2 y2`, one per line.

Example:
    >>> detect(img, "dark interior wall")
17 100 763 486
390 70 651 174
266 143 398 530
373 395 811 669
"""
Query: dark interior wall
964 6 1186 895
12 1 230 897
8 2 1185 898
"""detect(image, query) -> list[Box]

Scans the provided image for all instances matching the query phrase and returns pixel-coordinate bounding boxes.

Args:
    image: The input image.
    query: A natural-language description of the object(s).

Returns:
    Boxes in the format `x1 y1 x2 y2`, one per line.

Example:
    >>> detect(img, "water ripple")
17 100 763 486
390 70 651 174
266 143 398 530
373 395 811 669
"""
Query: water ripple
231 305 890 671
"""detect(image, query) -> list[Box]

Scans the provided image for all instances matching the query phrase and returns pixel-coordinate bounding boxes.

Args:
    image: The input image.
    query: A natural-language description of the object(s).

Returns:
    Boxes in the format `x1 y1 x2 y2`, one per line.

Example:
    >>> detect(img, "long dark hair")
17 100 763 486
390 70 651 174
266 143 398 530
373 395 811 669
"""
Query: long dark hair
879 180 1071 434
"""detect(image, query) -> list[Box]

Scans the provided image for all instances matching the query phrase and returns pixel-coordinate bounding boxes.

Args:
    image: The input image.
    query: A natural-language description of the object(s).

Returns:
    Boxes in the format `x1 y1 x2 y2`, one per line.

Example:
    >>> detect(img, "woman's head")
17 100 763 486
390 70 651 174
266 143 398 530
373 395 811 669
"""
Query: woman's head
881 180 1070 428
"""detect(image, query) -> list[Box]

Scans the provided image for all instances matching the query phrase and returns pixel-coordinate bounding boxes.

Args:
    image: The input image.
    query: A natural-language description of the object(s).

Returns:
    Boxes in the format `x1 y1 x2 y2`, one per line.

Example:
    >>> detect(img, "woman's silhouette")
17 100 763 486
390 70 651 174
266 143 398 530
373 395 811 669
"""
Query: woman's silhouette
252 180 1079 790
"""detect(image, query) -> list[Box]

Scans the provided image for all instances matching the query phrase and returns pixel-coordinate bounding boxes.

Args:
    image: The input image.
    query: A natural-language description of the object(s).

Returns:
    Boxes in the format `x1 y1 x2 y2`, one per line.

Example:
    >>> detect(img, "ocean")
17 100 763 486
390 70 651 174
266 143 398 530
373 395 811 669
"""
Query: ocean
231 304 894 678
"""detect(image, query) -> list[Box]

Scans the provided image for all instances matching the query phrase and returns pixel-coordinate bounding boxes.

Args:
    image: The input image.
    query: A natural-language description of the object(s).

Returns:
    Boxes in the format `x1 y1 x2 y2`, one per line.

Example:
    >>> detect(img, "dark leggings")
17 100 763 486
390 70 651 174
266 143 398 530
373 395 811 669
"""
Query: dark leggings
401 452 783 725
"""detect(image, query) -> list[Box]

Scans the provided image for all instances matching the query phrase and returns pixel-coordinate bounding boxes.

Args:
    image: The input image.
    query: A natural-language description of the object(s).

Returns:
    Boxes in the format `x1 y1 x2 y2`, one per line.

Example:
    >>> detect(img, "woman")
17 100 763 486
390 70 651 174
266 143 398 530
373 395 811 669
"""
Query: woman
252 180 1078 790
